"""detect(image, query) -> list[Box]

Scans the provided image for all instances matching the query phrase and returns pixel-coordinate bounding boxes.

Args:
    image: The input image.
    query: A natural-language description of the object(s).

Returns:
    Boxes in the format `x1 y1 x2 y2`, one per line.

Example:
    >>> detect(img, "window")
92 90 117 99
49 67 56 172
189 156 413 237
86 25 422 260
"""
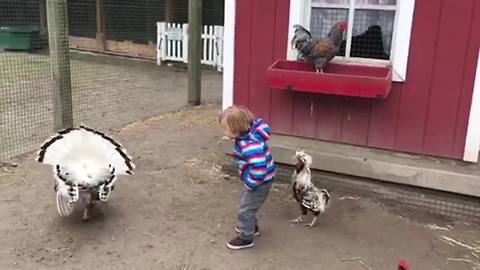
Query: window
287 0 415 82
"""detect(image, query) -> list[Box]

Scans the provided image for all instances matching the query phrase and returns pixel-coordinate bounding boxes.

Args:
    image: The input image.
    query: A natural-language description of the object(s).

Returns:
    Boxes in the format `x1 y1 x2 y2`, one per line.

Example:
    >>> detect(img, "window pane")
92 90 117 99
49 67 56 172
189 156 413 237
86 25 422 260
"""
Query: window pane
313 0 349 5
310 8 349 56
348 9 394 59
314 0 396 5
355 0 396 5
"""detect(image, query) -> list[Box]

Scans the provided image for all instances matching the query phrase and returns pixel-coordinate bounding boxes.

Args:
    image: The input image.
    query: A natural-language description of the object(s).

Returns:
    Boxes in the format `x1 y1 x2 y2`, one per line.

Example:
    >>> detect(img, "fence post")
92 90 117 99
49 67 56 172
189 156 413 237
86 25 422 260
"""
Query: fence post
182 23 188 63
39 0 48 45
202 25 207 64
157 22 166 65
157 22 162 65
95 0 106 51
47 0 73 131
156 22 160 65
215 26 224 72
188 0 202 106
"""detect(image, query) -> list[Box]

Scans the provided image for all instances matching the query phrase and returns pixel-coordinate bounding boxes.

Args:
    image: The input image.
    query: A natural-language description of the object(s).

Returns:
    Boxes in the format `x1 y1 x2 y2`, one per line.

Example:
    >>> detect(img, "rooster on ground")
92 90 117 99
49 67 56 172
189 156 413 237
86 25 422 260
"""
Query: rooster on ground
36 126 135 221
291 21 347 73
290 151 330 227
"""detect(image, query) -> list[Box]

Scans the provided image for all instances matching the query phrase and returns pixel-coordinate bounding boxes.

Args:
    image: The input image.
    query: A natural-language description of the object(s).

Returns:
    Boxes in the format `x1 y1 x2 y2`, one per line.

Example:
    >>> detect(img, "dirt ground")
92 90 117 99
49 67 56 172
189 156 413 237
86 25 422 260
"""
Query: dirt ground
0 105 479 270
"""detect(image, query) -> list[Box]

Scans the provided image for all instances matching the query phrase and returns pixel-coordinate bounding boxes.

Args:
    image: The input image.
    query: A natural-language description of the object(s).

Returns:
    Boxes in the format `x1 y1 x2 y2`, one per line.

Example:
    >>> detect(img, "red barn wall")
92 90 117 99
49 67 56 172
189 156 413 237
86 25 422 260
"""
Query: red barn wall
233 0 480 160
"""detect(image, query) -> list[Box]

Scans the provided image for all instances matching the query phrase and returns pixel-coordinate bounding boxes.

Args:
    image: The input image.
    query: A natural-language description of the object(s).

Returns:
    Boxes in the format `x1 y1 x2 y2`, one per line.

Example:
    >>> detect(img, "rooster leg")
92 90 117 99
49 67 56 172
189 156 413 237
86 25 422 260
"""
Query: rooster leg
305 212 320 228
290 205 308 224
306 216 318 228
290 215 304 224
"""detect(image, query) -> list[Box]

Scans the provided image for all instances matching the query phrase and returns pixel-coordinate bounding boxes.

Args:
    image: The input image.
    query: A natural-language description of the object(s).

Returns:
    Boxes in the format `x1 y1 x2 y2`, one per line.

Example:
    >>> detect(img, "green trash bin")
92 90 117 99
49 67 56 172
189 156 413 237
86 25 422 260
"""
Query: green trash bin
0 25 42 50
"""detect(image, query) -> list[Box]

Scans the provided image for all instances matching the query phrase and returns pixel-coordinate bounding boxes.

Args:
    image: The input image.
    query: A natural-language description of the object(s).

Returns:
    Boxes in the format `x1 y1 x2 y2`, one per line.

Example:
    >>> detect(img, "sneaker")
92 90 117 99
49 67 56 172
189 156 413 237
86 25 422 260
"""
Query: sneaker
234 225 260 236
226 237 254 250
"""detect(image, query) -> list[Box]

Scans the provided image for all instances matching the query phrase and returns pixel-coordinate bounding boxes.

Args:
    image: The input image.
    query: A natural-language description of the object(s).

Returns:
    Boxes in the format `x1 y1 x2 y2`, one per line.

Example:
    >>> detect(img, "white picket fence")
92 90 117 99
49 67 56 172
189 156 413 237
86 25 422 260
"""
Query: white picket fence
156 22 224 71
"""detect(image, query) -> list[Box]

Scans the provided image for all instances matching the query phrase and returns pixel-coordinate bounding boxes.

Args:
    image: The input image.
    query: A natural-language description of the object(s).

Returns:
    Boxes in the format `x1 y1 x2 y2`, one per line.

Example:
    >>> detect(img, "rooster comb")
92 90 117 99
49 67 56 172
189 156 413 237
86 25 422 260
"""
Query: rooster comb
294 150 313 167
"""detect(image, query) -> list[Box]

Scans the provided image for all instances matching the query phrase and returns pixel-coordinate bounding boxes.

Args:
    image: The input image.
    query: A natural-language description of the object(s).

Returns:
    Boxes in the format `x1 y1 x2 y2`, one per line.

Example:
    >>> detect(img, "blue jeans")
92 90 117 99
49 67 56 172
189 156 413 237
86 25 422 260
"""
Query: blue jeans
237 182 272 241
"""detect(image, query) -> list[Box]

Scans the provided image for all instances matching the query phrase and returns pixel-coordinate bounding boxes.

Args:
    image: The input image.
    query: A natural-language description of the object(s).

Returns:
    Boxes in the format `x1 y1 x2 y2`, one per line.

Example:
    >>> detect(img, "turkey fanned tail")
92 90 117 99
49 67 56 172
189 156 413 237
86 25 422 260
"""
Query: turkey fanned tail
37 125 134 175
36 125 135 205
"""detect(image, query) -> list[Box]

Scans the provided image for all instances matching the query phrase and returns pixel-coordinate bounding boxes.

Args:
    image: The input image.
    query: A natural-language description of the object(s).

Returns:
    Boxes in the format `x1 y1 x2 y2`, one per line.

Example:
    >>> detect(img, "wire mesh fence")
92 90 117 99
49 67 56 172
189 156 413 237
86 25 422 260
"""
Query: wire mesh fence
0 0 223 161
311 0 395 60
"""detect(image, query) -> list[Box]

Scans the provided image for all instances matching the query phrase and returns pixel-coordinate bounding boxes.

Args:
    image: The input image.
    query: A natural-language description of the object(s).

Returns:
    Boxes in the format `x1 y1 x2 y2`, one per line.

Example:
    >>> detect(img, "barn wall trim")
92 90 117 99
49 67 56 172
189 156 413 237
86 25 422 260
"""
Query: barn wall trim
222 0 235 109
464 50 480 162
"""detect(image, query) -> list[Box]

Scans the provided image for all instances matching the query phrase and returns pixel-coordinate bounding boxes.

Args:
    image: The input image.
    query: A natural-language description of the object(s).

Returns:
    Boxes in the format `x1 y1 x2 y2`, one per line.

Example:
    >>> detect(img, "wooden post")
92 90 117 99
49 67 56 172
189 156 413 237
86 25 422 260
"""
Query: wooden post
47 0 74 130
188 0 202 105
145 0 154 47
165 0 174 23
96 0 106 51
39 0 47 44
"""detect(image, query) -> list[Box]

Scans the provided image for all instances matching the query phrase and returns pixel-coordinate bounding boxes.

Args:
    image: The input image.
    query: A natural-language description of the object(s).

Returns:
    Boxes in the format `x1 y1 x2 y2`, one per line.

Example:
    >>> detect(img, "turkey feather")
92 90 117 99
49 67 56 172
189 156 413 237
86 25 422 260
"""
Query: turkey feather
37 125 134 219
38 126 134 175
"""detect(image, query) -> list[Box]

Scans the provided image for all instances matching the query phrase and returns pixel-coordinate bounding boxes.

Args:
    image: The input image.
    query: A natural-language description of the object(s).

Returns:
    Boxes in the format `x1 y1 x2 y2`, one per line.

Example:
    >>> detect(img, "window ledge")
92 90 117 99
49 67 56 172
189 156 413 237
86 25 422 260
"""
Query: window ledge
267 59 393 99
330 57 405 82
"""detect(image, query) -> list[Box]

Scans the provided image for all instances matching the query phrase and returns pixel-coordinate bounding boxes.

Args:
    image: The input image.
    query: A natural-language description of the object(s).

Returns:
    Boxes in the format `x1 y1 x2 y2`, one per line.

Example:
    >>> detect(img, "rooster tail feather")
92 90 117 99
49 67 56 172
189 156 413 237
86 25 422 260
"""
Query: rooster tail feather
321 188 331 206
291 24 312 51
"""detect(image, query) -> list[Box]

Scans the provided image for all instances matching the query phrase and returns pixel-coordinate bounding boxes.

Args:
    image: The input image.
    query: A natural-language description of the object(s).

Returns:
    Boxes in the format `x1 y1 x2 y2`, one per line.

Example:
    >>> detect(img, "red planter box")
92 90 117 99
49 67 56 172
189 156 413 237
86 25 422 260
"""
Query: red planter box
266 59 393 99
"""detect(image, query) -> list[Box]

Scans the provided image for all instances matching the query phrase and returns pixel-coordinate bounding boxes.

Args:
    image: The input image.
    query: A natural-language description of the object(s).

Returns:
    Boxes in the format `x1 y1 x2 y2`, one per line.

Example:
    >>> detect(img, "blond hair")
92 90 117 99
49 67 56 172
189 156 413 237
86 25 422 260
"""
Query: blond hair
218 105 255 135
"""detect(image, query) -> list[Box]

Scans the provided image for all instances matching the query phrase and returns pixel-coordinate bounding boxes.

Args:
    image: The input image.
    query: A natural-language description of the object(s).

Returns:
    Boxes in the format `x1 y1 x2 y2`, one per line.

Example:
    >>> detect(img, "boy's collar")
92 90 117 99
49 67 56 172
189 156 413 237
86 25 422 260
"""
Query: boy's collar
238 130 251 140
237 120 257 141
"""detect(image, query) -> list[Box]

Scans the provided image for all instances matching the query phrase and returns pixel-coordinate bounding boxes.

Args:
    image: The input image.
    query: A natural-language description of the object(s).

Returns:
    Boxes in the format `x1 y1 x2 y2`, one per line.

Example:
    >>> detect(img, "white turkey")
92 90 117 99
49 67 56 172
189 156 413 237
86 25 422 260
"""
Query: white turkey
36 126 135 221
290 150 330 227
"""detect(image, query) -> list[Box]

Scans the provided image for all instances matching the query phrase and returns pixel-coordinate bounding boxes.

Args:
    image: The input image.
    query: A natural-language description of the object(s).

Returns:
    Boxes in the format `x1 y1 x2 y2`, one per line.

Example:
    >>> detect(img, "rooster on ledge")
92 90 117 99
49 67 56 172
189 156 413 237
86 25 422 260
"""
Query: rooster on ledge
36 126 135 221
291 21 347 73
290 151 330 227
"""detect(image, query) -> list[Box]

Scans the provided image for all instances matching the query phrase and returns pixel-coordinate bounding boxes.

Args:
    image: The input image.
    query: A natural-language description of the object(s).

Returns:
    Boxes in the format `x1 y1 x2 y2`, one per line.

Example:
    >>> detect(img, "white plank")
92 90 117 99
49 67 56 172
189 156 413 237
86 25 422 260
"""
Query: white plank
156 22 224 68
464 50 480 162
204 26 208 61
182 23 188 62
222 0 235 109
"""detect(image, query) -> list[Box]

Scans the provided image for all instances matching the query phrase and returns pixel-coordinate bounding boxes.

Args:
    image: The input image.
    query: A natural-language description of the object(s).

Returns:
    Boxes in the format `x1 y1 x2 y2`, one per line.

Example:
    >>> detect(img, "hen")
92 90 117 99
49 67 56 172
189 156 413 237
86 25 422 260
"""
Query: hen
291 21 347 73
290 151 330 227
36 126 135 221
339 24 389 59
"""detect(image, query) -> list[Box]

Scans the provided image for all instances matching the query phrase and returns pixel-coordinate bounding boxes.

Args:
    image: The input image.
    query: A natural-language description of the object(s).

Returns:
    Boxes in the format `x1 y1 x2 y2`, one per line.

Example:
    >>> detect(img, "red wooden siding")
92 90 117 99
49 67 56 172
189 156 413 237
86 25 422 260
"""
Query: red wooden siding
233 0 480 160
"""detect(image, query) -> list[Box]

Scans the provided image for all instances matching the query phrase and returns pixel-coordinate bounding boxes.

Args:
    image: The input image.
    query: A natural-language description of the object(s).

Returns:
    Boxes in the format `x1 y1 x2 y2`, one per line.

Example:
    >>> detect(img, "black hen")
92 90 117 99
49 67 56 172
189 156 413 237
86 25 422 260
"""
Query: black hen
339 24 389 59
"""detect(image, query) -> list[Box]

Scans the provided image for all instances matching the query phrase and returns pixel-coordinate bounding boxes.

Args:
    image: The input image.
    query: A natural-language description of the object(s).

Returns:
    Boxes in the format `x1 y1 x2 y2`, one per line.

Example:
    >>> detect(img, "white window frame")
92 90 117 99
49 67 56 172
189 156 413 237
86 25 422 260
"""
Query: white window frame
286 0 415 82
464 49 480 163
222 0 235 109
